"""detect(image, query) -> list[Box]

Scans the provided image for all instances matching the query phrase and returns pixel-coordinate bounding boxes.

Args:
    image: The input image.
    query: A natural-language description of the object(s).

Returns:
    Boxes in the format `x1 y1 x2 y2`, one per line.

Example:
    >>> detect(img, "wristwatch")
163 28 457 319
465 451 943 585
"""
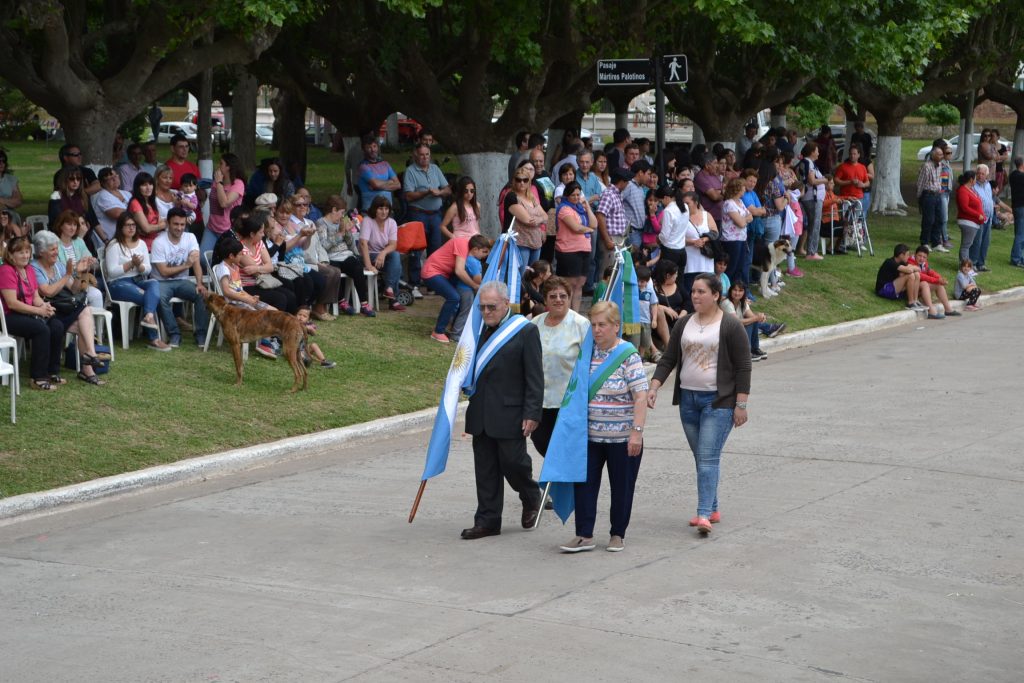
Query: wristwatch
632 425 644 432
735 401 748 410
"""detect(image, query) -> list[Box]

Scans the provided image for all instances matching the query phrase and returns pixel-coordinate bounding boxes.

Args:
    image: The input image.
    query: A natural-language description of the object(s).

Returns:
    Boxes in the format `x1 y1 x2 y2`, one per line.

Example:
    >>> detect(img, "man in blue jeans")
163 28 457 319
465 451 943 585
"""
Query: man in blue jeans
916 146 944 249
402 142 450 296
150 208 209 347
1010 157 1024 268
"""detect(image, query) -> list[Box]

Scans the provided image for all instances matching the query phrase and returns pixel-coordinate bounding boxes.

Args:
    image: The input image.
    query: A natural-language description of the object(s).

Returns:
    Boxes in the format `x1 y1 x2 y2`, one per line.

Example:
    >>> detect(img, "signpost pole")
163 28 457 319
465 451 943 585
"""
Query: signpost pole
653 56 666 188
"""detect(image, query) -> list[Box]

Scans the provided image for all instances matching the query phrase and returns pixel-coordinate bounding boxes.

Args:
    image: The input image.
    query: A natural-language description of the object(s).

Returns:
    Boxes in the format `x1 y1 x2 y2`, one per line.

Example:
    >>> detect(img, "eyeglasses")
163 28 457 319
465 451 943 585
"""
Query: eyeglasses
514 177 529 183
546 293 568 300
294 202 309 207
67 152 81 157
478 303 501 312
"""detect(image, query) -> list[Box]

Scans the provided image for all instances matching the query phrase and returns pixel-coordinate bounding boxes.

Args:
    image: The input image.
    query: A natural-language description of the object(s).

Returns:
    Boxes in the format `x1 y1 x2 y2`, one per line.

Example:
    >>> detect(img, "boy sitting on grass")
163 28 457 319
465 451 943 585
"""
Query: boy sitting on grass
875 243 927 312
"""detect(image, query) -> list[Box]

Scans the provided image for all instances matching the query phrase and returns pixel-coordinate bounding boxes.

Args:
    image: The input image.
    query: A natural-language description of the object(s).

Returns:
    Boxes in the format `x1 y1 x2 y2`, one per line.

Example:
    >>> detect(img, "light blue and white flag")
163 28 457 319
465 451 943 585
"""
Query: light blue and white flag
420 231 520 480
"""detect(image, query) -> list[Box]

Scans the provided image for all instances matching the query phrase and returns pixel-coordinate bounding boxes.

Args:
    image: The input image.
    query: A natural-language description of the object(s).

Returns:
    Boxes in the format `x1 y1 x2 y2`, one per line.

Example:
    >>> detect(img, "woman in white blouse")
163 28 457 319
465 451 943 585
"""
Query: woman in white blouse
104 213 171 351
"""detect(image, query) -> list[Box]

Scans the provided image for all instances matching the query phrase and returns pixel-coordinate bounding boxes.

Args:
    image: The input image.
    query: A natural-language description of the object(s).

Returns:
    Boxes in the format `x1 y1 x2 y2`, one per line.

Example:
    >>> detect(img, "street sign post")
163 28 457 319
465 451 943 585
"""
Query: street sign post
596 59 653 87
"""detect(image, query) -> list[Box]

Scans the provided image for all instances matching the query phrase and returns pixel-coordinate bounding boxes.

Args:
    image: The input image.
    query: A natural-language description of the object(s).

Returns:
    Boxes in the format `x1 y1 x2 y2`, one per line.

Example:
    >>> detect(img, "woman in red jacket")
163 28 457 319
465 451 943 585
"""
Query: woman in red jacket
955 171 986 263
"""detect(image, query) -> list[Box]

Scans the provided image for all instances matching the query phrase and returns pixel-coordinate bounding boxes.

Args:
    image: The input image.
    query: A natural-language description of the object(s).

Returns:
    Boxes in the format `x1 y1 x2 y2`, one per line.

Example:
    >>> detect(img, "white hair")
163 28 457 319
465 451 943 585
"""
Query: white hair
478 281 508 300
975 163 989 175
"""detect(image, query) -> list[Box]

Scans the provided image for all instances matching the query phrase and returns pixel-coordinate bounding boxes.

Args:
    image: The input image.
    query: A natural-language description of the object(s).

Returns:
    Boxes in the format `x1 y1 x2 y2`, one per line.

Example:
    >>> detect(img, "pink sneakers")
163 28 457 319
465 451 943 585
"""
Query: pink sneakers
430 331 450 344
689 511 721 526
786 267 805 277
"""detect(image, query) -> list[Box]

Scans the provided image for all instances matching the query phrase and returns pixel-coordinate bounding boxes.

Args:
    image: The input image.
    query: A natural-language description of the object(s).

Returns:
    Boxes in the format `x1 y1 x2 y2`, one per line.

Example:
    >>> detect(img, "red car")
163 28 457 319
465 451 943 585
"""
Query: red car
378 115 422 144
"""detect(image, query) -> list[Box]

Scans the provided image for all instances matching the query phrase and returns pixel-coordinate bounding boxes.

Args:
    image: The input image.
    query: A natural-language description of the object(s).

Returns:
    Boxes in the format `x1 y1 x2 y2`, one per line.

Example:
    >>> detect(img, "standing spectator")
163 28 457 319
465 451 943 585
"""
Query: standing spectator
720 178 752 287
850 121 873 163
970 164 1010 272
504 165 547 268
148 104 163 142
440 176 481 240
150 208 209 347
916 145 944 251
140 142 158 176
165 134 200 190
1009 157 1024 269
554 181 596 311
797 142 826 260
403 141 451 255
735 122 758 160
204 153 246 255
92 167 130 242
814 125 838 175
595 167 632 271
937 143 954 250
622 161 652 250
755 154 787 245
52 143 100 195
359 195 405 311
648 273 751 536
658 186 689 271
551 140 583 184
834 144 872 244
694 153 724 227
606 128 632 171
593 150 611 187
576 151 606 294
955 170 985 264
117 144 145 194
508 131 530 182
0 149 24 224
992 129 1010 195
0 236 67 390
356 134 400 213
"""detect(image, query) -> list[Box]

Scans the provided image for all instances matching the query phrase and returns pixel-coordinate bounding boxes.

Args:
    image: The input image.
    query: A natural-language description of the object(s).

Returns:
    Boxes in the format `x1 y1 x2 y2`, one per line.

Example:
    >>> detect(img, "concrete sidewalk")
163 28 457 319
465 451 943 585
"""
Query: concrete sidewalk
1 305 1022 681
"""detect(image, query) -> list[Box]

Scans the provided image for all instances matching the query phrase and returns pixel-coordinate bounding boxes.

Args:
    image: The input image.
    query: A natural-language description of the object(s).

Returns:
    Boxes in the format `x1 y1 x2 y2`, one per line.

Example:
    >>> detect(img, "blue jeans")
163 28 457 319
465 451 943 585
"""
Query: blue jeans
919 192 942 247
938 193 949 242
585 231 598 290
517 245 541 272
371 251 402 294
722 240 747 286
763 214 781 243
969 216 992 268
200 228 224 265
406 208 444 286
679 390 735 519
108 277 161 341
425 274 460 334
573 440 642 538
157 279 209 344
1012 207 1024 265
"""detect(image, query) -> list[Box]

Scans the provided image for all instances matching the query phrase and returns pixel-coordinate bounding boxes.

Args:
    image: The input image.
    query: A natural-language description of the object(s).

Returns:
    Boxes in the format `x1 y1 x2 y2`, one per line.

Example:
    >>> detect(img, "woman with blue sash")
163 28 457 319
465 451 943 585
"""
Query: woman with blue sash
560 301 648 554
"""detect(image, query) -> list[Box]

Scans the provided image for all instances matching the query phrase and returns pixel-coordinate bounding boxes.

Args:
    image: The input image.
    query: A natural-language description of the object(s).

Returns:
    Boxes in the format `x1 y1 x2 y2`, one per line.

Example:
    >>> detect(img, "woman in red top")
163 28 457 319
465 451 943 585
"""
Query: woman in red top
955 170 986 263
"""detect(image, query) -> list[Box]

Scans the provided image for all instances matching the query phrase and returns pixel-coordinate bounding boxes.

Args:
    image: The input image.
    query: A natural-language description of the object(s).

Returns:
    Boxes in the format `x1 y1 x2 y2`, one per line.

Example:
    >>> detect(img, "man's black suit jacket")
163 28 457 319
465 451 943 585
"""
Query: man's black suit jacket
464 322 543 440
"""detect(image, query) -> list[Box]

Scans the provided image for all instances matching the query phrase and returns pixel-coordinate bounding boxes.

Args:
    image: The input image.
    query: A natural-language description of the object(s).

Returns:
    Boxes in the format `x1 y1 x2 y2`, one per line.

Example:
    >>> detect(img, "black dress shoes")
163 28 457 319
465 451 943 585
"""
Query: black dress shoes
521 505 540 529
461 526 501 540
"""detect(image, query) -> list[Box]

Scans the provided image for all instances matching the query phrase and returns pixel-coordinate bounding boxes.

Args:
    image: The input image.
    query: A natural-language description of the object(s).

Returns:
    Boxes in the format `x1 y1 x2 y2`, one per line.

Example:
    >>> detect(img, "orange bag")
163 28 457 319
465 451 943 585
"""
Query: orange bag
396 221 427 253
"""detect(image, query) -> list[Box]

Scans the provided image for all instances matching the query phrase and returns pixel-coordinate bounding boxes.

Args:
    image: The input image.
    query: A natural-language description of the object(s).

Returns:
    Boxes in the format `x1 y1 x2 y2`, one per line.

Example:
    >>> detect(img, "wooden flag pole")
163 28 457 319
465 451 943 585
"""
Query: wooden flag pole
533 481 552 529
408 480 427 523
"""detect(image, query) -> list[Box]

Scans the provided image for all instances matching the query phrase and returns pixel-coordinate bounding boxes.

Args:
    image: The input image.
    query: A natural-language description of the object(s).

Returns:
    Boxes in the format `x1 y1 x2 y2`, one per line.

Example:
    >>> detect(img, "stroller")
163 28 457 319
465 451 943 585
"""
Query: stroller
839 198 874 256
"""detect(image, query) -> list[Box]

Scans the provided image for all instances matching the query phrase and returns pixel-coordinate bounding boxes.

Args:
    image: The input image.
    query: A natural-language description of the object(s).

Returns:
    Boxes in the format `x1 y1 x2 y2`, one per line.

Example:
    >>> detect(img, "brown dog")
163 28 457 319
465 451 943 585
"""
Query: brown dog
203 293 308 392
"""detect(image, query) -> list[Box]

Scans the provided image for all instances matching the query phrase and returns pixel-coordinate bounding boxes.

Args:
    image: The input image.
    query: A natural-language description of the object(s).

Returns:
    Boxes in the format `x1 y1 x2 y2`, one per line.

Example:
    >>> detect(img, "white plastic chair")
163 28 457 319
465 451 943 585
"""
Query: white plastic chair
99 249 140 349
202 251 248 361
24 215 48 234
0 305 21 396
0 357 14 423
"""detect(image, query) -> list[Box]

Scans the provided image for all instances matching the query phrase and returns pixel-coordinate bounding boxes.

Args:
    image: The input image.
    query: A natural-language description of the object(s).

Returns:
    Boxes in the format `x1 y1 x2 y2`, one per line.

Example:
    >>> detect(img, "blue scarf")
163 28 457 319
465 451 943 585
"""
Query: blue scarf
557 198 589 228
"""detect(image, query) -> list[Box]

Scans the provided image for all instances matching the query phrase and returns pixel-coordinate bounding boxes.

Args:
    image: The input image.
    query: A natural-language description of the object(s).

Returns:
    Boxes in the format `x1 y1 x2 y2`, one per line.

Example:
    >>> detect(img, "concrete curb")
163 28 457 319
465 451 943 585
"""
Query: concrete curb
4 285 1023 522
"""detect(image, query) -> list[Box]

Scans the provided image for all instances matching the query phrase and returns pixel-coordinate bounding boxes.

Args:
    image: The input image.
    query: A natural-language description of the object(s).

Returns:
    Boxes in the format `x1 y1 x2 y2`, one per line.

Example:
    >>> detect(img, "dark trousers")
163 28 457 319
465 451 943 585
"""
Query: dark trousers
722 240 748 285
919 192 942 247
4 312 64 379
472 433 542 530
330 258 369 303
573 440 642 539
529 407 561 456
243 284 297 313
660 245 686 271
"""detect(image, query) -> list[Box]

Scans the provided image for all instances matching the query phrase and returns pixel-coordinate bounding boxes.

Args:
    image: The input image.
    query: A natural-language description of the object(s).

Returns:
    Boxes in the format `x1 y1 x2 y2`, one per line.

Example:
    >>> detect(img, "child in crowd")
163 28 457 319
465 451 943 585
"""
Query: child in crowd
909 244 960 319
176 173 200 225
629 264 660 361
714 254 731 295
591 265 613 303
956 258 982 310
448 241 486 342
641 191 662 250
522 260 551 317
720 280 785 362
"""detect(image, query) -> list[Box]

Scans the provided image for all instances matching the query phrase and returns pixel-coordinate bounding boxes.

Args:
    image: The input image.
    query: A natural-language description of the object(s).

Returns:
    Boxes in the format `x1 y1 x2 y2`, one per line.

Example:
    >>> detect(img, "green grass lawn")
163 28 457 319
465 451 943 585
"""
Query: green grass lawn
2 137 1022 498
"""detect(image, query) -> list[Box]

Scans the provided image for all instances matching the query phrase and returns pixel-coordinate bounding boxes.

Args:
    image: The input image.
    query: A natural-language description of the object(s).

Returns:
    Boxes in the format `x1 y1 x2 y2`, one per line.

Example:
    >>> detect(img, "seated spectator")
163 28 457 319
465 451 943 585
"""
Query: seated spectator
875 243 927 311
93 167 130 242
150 208 210 347
421 234 492 343
293 187 322 223
248 158 295 206
0 149 24 224
288 193 340 321
720 280 785 362
129 172 166 249
908 245 960 319
266 197 321 323
30 231 107 385
955 258 982 310
210 236 278 360
105 213 170 351
51 210 102 310
714 254 730 295
522 260 551 318
820 176 845 254
0 235 66 390
315 195 375 317
653 259 686 348
359 195 405 311
1 210 27 260
236 213 298 314
51 143 99 195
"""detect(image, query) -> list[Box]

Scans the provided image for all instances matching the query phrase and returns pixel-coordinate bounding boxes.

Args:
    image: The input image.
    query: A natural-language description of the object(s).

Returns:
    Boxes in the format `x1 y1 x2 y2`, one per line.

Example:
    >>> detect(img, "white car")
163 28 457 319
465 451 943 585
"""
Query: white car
150 121 201 144
256 125 274 145
916 133 1012 161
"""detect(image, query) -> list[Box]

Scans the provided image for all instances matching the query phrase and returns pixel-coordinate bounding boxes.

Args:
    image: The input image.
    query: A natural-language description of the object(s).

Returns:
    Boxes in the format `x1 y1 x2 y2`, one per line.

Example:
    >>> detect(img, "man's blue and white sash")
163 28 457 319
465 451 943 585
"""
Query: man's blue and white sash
463 314 530 397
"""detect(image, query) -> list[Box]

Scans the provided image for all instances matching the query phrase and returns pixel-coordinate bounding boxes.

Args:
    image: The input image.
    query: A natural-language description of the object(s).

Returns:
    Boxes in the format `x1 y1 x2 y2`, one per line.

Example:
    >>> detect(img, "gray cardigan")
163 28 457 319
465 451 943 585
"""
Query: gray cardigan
652 312 752 408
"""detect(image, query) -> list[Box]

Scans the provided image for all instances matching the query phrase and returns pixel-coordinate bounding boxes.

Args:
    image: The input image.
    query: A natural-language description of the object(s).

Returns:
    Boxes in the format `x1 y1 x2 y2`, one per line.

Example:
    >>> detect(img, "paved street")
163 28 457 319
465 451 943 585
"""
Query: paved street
2 304 1023 682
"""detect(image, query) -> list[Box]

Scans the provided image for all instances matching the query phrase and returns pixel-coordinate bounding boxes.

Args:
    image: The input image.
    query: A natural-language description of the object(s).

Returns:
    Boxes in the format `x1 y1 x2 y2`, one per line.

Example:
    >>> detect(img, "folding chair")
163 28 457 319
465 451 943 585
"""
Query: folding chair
99 249 140 349
24 215 48 234
0 305 21 396
0 357 14 423
202 251 248 361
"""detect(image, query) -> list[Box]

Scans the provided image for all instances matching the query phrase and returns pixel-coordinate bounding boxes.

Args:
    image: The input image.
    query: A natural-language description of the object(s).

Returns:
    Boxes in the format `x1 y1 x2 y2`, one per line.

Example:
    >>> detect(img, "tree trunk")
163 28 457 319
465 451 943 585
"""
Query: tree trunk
770 104 787 130
457 152 508 238
197 31 214 169
843 105 862 150
873 135 907 215
272 89 308 186
341 135 363 209
1013 114 1024 170
231 69 259 174
546 109 584 167
64 107 121 167
385 113 399 148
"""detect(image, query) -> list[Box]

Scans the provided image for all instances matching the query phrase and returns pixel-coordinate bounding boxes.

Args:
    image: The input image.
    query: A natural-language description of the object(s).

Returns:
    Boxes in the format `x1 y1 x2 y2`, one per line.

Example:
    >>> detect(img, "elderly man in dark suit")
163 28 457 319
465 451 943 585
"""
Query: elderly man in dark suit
461 281 544 539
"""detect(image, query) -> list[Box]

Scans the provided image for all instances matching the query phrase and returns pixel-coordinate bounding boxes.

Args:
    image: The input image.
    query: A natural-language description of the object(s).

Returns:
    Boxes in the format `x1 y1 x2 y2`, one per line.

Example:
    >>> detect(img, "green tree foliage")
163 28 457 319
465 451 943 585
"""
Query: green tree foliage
914 103 960 127
789 95 834 133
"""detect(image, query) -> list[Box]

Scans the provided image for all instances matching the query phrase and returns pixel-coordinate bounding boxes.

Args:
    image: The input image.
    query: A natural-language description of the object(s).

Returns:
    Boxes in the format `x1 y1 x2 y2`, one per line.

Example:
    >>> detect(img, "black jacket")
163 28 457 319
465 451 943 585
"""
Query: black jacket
464 322 543 439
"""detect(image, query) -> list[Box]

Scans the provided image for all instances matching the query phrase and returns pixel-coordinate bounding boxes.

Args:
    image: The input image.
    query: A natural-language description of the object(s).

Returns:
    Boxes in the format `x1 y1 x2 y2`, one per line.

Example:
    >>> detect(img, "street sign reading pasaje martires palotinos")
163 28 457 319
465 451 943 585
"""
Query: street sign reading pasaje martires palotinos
597 59 654 86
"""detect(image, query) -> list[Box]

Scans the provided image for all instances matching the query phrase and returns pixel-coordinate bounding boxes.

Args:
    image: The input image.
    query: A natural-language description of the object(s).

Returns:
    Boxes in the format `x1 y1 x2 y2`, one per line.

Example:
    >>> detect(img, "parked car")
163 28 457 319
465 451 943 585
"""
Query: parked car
916 133 1012 161
256 125 274 145
149 121 201 145
377 115 423 144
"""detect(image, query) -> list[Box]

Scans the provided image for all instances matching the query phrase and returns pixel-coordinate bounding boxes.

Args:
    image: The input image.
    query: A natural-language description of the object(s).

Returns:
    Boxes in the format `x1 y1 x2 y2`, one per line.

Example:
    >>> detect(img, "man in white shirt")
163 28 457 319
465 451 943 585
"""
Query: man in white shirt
150 208 209 347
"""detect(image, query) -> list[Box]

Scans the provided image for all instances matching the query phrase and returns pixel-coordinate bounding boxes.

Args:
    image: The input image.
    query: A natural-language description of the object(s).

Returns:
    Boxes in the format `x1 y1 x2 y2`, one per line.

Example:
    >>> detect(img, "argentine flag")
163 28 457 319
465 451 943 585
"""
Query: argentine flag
419 232 521 480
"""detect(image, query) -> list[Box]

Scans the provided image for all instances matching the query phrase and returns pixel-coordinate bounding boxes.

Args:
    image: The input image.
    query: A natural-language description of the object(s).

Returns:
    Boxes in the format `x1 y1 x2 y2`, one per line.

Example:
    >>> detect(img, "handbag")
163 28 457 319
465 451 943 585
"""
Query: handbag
699 229 722 259
255 272 283 289
275 261 303 281
46 287 88 316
